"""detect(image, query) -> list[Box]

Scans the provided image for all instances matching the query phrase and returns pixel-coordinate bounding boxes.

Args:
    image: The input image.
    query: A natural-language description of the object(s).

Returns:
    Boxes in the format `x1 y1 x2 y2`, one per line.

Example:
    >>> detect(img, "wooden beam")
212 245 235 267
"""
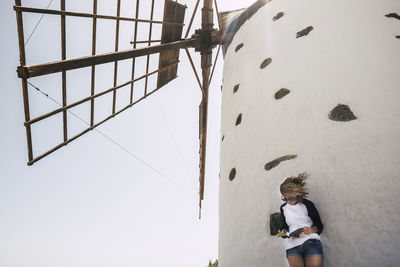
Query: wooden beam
130 0 140 104
17 38 197 78
112 0 121 114
198 0 214 219
90 0 98 126
15 0 33 162
13 5 184 26
61 0 68 142
144 0 155 95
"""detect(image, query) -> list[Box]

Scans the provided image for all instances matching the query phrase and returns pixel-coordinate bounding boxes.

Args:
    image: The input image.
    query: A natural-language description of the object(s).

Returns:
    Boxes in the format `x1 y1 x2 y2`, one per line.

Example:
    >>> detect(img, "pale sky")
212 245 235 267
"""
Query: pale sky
0 1 255 266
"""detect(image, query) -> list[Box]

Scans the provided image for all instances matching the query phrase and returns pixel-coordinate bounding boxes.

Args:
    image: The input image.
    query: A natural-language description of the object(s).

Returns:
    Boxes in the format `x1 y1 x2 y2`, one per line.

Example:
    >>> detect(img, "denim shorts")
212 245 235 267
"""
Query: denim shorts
286 239 324 257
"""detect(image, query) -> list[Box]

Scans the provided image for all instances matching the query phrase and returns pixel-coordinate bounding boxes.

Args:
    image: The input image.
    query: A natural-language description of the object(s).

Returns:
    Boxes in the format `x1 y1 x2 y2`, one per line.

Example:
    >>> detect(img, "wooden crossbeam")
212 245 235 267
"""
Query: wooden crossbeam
17 39 197 78
13 5 184 26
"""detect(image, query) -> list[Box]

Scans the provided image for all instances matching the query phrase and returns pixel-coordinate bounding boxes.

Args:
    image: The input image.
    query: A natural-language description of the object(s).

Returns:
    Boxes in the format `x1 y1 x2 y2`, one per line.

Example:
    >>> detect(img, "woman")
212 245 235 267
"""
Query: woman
280 173 324 267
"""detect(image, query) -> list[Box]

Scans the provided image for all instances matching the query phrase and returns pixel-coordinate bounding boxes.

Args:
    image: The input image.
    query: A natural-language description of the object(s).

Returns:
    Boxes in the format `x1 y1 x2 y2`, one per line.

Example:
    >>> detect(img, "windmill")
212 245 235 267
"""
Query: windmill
13 0 235 217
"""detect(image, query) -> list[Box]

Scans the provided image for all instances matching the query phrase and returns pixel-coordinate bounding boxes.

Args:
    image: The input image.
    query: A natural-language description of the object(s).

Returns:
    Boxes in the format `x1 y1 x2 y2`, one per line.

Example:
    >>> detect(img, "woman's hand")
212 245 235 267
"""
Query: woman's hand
303 226 318 235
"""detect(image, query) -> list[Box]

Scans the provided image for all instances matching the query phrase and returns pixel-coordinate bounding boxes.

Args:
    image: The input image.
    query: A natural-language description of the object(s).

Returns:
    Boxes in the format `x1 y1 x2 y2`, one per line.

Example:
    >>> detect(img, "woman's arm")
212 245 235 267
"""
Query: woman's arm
303 199 323 235
280 204 289 232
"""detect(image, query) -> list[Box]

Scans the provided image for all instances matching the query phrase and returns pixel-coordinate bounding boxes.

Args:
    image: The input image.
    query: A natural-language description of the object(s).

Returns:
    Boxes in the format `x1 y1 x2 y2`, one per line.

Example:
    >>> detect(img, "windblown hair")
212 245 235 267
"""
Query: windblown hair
280 172 309 198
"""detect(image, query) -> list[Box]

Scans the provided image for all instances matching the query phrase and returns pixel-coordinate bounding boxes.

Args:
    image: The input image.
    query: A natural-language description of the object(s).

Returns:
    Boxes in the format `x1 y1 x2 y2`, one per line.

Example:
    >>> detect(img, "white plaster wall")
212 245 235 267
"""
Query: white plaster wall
219 0 400 266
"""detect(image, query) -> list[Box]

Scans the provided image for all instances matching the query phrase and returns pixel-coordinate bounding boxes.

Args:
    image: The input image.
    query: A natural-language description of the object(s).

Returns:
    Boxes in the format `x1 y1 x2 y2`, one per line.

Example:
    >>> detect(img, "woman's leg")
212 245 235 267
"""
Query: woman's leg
304 256 323 267
287 256 305 267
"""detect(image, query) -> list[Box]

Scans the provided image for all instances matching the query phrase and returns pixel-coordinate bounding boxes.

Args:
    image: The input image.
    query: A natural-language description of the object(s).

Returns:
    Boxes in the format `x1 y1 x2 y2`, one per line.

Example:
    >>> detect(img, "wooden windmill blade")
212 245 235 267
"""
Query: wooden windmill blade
14 0 191 165
14 0 224 217
157 0 187 88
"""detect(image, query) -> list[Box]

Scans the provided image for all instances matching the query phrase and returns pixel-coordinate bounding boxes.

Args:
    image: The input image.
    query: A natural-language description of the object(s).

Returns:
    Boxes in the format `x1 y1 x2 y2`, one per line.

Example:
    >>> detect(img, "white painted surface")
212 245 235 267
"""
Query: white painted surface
219 0 400 266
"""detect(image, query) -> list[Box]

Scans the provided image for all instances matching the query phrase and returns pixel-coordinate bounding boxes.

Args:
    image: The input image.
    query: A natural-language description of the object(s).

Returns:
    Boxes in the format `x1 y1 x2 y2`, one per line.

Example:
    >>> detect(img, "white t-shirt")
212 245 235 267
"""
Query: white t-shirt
282 202 320 250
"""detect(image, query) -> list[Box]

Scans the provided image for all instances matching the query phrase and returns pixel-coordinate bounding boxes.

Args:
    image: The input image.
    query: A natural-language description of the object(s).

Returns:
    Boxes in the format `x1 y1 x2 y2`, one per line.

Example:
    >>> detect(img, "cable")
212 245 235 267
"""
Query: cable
153 98 193 177
27 81 195 198
24 0 55 47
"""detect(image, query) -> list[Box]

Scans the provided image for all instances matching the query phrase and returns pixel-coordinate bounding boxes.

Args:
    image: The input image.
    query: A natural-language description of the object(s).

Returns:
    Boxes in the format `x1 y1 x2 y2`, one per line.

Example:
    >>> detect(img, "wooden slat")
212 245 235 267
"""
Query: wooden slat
90 0 97 126
144 0 155 95
112 0 121 114
14 0 33 162
61 0 67 142
13 6 184 26
130 0 140 104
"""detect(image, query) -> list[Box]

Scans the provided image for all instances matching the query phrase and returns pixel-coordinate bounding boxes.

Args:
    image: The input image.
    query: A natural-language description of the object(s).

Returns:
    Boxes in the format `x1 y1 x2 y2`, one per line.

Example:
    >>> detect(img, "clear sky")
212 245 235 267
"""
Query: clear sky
0 0 254 266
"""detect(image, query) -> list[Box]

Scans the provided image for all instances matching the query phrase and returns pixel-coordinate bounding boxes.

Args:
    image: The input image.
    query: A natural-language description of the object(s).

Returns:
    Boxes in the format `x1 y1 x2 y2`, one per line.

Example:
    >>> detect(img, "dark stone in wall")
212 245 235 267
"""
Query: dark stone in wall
236 113 242 125
260 58 272 69
235 43 244 52
329 104 357 122
265 155 297 170
275 88 291 99
273 12 285 21
296 26 314 38
385 13 400 20
270 212 285 235
222 135 225 141
396 35 400 39
233 84 240 93
229 168 236 181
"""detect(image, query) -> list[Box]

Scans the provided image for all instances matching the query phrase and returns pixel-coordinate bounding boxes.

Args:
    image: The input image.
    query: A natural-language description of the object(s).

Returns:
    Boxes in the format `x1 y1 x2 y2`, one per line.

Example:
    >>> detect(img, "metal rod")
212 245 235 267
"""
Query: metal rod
184 0 200 38
184 48 203 94
13 6 184 26
18 38 197 78
27 81 175 166
130 39 161 44
25 61 179 126
130 0 140 104
208 44 220 85
61 0 67 142
15 0 33 162
213 0 221 31
112 0 121 114
144 0 155 95
90 0 97 126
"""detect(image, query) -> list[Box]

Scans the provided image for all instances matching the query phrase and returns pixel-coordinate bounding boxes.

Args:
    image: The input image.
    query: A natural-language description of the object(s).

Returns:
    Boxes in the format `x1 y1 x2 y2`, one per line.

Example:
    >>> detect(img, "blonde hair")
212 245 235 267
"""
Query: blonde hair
280 172 309 198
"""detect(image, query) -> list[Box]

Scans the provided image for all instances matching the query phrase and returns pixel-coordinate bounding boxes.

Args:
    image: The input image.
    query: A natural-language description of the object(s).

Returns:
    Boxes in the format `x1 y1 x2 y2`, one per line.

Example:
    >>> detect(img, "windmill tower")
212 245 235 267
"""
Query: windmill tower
218 0 400 266
13 0 229 217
